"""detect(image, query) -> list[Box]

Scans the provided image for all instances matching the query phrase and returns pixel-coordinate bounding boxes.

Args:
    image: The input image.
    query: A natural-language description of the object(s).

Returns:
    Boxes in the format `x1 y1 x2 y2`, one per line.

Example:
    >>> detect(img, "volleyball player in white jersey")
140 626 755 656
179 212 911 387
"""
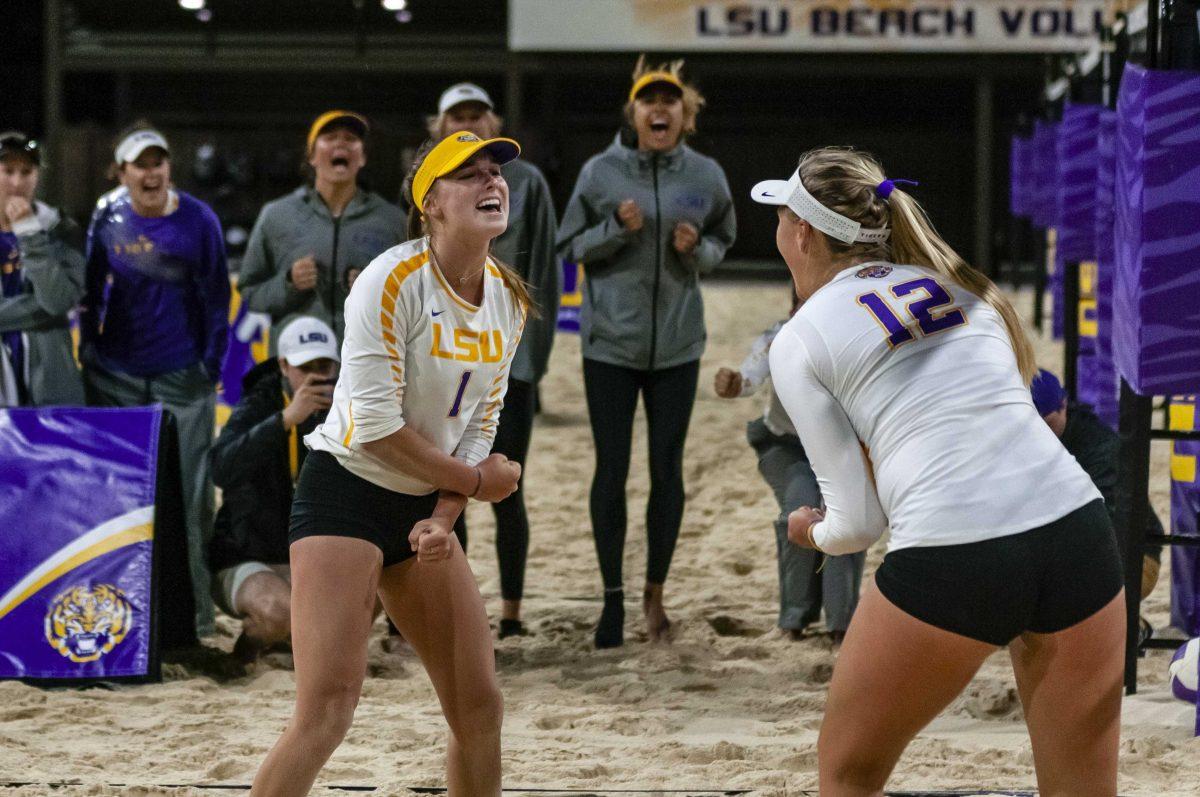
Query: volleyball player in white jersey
752 148 1124 796
251 132 528 797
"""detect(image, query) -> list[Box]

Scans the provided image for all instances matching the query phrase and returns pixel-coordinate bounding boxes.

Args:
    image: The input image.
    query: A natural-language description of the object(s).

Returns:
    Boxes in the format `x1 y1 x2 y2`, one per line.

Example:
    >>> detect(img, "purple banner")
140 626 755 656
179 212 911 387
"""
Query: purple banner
1051 244 1064 340
1091 109 1120 428
1171 397 1200 635
1009 134 1033 218
1030 120 1061 230
218 290 270 409
0 408 160 679
1113 64 1200 396
1056 104 1103 262
557 260 582 334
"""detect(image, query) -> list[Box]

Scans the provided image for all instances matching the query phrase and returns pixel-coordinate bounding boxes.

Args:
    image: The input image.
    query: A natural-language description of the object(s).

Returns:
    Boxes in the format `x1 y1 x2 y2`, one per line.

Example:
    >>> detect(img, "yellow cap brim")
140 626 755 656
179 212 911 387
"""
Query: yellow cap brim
413 134 521 213
306 110 369 154
628 71 684 104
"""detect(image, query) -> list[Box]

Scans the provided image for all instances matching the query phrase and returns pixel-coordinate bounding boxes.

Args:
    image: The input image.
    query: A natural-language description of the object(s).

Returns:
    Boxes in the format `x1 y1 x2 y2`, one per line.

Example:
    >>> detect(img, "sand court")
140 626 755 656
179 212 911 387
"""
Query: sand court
0 283 1193 796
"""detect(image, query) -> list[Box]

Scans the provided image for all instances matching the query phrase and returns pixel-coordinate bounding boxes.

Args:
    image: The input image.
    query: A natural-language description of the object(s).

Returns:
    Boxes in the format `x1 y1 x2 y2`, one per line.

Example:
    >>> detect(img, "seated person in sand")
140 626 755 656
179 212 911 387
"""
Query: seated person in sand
207 316 338 661
714 291 864 643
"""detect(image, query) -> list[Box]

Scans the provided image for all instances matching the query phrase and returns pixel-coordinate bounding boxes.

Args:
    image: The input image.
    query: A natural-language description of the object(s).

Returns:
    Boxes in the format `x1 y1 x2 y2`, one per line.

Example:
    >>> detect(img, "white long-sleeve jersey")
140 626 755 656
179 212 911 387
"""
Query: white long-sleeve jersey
737 319 797 438
769 262 1099 556
307 236 526 495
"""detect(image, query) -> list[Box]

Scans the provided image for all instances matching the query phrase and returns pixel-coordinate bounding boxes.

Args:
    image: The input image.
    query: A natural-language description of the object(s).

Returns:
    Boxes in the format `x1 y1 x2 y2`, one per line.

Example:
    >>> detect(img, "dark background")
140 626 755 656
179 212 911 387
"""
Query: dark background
8 0 1048 270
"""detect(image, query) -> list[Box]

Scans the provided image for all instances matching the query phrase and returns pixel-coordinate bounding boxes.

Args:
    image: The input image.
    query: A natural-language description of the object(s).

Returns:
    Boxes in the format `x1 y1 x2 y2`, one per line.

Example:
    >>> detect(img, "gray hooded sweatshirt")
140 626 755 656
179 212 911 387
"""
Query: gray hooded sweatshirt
238 186 403 351
557 134 735 371
0 201 86 405
492 158 560 385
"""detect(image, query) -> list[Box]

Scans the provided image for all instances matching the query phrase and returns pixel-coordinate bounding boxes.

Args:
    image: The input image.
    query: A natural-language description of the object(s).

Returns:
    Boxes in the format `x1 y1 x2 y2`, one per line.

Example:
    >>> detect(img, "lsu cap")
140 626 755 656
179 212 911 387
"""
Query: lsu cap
114 130 170 165
277 316 340 367
751 167 890 245
411 131 520 213
628 70 684 104
306 110 369 154
438 83 494 115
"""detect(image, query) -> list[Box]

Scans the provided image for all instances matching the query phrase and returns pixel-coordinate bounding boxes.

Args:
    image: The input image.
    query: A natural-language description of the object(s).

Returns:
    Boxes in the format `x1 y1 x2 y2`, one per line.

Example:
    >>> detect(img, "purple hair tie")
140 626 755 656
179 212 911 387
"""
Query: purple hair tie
875 178 919 199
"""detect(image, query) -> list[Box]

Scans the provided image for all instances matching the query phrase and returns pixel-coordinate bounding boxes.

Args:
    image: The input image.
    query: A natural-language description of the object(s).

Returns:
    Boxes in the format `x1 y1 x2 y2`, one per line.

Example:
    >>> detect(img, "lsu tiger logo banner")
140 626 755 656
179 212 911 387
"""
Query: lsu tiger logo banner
0 407 160 680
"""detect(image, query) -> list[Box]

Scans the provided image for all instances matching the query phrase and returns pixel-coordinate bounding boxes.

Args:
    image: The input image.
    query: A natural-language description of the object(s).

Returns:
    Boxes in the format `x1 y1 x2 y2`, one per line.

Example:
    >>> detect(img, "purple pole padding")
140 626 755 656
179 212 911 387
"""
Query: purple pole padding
1113 64 1200 395
1091 109 1120 429
1030 120 1061 229
1009 135 1033 218
1171 396 1200 635
0 408 161 679
1055 104 1103 262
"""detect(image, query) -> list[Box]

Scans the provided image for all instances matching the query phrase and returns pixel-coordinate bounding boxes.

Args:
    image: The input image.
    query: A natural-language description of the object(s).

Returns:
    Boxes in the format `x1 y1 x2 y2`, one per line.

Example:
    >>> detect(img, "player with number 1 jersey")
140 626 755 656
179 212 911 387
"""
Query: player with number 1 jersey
308 235 526 495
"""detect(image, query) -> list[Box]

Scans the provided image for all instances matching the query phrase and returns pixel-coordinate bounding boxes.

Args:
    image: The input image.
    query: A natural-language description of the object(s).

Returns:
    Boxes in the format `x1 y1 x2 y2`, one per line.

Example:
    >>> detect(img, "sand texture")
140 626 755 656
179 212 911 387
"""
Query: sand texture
0 283 1194 796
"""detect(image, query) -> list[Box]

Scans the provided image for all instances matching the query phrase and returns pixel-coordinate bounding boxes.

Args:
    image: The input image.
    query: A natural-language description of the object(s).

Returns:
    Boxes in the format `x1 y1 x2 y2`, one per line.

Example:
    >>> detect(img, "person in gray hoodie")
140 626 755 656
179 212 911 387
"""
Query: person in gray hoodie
0 132 85 406
557 57 736 648
238 111 404 349
429 83 561 639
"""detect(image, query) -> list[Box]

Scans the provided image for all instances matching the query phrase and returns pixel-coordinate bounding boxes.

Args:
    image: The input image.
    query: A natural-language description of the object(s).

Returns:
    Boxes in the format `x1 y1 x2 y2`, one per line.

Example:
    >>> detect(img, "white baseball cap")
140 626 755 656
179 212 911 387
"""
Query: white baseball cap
114 130 170 165
438 83 494 115
751 168 890 245
277 317 340 367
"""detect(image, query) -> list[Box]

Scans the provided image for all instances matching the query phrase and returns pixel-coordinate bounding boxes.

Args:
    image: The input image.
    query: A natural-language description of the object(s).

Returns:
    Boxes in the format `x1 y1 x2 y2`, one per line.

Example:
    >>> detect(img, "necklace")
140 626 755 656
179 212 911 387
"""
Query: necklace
428 236 484 285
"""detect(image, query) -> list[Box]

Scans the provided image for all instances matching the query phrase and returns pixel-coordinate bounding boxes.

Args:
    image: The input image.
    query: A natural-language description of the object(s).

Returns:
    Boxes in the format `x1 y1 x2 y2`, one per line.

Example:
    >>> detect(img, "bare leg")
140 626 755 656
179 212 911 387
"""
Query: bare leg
379 535 502 796
643 582 672 642
818 583 996 796
1009 591 1124 797
250 537 381 797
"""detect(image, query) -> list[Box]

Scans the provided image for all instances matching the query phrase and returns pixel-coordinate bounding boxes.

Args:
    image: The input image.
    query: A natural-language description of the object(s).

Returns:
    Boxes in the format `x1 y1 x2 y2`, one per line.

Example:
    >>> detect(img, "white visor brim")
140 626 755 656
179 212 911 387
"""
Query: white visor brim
750 168 889 245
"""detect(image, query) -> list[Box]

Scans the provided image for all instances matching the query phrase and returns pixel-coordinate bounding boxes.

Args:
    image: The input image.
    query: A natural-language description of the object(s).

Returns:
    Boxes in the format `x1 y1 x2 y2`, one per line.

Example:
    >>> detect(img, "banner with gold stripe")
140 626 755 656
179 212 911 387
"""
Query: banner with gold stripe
1170 396 1200 635
0 408 160 679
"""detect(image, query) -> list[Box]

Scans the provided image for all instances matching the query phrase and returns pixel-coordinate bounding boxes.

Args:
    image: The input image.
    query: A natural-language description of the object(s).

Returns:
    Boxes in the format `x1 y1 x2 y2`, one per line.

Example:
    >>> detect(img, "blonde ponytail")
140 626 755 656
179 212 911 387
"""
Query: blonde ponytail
887 190 1036 384
796 147 1036 384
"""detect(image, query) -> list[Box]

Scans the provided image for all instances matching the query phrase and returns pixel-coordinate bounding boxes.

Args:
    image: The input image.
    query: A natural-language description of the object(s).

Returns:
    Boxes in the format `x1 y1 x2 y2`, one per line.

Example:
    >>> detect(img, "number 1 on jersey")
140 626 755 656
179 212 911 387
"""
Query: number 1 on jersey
857 277 967 349
448 371 473 418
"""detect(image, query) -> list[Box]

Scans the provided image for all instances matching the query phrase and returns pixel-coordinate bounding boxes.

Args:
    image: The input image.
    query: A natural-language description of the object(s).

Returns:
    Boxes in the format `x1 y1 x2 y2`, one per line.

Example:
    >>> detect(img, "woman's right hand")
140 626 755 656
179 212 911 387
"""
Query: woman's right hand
290 254 319 291
616 199 644 232
713 367 743 398
474 453 522 502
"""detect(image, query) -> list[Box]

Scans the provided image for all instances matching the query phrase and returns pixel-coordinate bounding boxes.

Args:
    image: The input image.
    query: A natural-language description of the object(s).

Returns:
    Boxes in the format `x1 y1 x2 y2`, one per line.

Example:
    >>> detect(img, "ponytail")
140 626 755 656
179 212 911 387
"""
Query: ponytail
887 190 1036 384
796 146 1036 385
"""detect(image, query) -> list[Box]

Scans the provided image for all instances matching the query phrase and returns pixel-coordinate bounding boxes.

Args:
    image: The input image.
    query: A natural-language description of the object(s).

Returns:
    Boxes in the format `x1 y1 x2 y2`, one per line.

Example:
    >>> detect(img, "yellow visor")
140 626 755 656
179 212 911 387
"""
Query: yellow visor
628 71 684 103
412 132 521 213
306 110 369 154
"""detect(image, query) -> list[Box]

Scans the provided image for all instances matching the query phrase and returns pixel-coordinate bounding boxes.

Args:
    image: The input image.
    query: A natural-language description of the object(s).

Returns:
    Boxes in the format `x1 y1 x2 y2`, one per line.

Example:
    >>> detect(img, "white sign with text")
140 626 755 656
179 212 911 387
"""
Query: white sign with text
509 0 1106 53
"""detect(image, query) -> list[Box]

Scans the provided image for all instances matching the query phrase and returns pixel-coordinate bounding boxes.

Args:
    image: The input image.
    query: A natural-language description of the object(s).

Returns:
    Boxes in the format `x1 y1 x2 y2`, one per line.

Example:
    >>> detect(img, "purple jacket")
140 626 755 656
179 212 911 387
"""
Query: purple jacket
82 188 229 380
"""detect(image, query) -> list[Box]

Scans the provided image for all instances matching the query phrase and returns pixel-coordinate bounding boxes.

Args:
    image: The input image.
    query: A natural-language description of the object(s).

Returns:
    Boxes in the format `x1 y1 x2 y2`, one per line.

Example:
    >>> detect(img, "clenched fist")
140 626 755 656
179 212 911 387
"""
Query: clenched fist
616 199 644 233
713 367 744 399
672 222 699 255
290 254 319 291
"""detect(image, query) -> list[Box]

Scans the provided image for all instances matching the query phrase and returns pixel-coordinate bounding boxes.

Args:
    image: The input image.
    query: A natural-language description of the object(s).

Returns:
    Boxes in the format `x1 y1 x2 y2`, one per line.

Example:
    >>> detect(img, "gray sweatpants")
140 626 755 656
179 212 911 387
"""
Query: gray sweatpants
748 418 865 632
84 361 217 634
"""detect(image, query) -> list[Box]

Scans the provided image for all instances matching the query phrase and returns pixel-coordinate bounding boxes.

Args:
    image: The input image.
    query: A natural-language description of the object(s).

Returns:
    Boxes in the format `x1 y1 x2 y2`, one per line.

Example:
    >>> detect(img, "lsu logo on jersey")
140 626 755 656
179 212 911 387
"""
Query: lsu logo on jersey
855 264 893 279
45 584 134 663
430 324 504 363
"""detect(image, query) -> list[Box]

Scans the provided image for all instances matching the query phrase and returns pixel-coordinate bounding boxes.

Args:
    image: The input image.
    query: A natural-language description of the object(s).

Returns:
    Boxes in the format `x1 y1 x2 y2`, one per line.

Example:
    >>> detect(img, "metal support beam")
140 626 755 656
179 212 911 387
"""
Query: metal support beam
1062 260 1080 400
973 76 994 274
43 0 64 205
1115 379 1153 694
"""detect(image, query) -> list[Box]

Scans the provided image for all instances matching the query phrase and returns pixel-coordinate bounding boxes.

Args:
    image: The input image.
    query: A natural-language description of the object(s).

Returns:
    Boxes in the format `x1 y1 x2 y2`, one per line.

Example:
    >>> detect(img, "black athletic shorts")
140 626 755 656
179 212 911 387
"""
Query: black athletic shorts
289 450 465 567
873 499 1122 646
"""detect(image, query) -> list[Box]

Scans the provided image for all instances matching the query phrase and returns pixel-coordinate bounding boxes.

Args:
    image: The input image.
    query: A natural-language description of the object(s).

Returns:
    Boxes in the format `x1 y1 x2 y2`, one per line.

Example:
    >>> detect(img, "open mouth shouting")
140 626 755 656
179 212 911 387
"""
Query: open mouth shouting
476 195 504 215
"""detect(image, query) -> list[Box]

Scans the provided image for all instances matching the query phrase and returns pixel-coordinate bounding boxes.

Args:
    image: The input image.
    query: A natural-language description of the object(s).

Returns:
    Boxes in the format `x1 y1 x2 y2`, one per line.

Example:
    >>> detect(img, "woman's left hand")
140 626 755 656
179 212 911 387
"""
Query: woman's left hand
787 506 825 549
409 518 455 563
672 222 699 255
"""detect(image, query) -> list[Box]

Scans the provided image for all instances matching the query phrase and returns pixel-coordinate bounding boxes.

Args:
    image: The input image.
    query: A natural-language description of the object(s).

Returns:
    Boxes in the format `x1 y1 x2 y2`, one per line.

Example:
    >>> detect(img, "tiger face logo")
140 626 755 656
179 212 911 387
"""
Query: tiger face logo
45 584 134 663
855 264 893 279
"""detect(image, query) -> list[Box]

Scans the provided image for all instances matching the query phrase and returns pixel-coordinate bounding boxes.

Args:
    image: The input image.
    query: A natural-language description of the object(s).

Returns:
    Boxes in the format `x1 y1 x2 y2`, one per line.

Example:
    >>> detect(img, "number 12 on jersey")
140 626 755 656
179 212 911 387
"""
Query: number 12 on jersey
857 277 967 348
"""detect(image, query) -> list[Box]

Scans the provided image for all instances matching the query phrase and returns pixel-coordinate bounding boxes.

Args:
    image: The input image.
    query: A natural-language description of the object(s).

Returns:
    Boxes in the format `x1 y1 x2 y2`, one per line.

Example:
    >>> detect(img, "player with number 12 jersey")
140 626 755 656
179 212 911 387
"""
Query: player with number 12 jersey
308 234 526 494
769 261 1097 555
